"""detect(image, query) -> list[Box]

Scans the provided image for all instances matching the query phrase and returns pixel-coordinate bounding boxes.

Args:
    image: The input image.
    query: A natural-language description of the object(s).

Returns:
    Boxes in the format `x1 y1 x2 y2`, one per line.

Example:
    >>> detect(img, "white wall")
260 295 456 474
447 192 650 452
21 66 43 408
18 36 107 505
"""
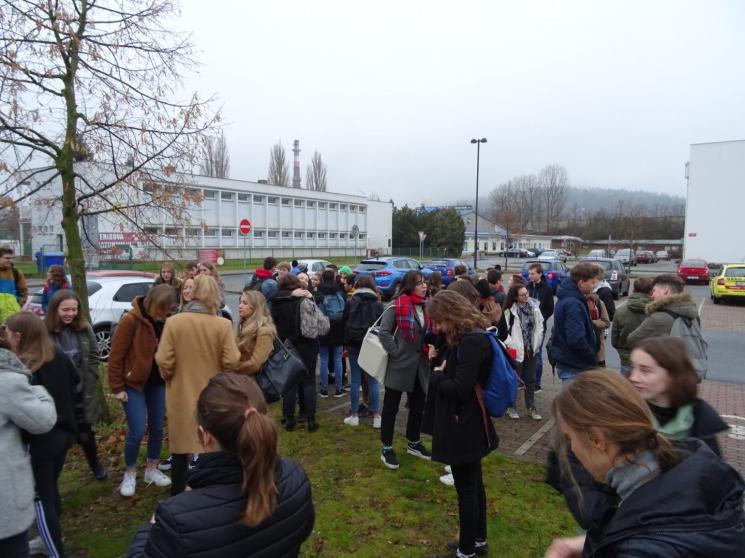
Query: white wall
684 140 745 263
366 200 393 255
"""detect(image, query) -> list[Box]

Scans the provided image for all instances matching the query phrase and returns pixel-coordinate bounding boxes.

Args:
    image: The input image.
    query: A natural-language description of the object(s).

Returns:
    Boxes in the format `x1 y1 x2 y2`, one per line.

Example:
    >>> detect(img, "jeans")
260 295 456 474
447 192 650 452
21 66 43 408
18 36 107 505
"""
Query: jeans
451 460 487 555
513 356 537 410
319 344 343 393
380 379 426 446
535 330 546 388
283 341 319 421
122 379 166 468
31 429 74 558
0 531 29 558
557 366 581 386
348 345 380 414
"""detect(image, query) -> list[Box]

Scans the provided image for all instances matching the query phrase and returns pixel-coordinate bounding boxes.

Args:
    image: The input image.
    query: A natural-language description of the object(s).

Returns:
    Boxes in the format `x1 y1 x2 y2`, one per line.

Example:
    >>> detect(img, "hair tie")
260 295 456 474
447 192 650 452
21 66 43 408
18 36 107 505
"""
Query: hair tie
244 407 257 420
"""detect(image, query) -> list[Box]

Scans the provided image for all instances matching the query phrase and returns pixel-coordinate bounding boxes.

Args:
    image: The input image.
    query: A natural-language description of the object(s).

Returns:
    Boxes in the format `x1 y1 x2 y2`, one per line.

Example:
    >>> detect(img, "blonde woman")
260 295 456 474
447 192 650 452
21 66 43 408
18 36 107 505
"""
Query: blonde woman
177 277 194 312
236 289 277 375
197 261 226 307
155 275 241 495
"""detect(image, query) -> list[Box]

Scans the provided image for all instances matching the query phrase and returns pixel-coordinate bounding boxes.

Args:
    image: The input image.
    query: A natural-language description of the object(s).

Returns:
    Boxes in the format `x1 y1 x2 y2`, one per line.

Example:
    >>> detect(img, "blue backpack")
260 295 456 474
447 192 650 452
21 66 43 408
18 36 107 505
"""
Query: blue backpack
321 291 346 321
472 331 518 418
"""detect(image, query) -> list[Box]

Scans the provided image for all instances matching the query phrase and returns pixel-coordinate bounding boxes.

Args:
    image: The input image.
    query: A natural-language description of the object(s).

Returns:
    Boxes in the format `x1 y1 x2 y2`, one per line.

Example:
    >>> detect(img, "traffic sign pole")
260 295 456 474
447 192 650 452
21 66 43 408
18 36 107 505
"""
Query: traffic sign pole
239 218 252 285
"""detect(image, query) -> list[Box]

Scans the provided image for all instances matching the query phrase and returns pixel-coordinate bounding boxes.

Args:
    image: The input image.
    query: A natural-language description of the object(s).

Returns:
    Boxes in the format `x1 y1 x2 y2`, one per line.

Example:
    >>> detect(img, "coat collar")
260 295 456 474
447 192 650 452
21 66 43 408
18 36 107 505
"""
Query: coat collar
645 292 694 315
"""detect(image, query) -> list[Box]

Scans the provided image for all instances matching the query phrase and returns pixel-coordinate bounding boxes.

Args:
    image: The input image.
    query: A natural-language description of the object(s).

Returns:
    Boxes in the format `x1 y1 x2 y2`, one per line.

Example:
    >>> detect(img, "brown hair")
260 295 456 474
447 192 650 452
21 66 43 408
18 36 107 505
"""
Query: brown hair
633 337 699 408
427 290 489 346
191 275 221 314
551 370 680 484
199 261 223 286
197 373 277 527
570 262 603 283
277 261 291 272
528 262 544 274
633 277 654 295
6 312 55 372
447 278 479 307
0 246 14 257
453 264 467 276
179 277 194 308
277 273 301 291
653 274 685 294
503 283 528 310
156 262 181 288
354 275 376 291
44 289 87 332
144 284 176 316
47 265 66 288
427 271 442 297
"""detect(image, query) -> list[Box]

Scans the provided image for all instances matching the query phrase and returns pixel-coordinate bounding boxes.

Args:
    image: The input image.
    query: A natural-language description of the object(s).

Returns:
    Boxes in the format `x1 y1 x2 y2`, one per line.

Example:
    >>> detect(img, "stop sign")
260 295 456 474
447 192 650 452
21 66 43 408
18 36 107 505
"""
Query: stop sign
239 218 251 235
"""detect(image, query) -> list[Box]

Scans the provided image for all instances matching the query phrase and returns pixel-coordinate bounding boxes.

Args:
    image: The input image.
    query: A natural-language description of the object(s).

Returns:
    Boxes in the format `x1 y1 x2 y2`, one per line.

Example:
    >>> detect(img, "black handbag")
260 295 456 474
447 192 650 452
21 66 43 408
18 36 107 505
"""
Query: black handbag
256 338 307 403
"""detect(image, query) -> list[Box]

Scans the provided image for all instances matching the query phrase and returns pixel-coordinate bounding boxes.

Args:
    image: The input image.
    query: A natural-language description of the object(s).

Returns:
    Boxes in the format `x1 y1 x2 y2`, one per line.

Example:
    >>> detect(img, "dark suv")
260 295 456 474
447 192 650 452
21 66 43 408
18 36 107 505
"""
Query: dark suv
579 258 630 299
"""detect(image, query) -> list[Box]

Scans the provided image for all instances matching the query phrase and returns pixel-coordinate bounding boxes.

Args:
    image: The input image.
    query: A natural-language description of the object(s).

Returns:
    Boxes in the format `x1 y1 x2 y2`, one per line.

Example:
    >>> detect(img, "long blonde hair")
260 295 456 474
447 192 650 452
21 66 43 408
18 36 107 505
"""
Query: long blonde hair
6 312 55 372
238 290 277 340
191 275 221 315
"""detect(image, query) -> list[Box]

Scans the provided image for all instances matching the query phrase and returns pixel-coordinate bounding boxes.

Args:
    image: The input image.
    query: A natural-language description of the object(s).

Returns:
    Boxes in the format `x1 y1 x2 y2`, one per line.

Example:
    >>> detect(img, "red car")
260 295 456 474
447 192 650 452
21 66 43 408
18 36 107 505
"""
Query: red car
678 259 709 284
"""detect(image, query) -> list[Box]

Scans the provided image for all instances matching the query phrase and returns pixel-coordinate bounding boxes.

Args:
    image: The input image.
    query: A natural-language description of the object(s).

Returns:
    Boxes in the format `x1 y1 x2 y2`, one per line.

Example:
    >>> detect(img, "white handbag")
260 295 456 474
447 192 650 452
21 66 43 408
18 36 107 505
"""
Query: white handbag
358 309 394 383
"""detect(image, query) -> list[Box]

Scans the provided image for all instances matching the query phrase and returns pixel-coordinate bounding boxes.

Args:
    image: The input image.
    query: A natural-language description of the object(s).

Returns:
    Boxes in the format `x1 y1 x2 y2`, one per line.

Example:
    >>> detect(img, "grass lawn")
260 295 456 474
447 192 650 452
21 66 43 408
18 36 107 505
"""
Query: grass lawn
56 397 577 558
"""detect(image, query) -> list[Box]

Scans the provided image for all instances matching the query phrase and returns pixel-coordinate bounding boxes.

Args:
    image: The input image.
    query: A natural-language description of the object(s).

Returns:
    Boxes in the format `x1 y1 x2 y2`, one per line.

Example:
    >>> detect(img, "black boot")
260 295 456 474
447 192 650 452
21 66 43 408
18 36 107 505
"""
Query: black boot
307 418 319 433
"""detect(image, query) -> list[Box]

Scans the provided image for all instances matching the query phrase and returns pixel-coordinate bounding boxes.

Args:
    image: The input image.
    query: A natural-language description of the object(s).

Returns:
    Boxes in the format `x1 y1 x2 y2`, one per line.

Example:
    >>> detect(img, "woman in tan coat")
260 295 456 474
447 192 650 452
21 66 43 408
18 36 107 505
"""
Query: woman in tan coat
586 292 611 367
155 275 240 495
236 289 276 375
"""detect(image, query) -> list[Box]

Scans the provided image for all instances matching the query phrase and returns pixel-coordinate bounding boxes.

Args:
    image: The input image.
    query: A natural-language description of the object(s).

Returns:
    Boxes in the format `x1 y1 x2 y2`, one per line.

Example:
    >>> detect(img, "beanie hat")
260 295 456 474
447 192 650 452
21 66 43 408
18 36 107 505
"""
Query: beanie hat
474 278 492 299
339 266 353 275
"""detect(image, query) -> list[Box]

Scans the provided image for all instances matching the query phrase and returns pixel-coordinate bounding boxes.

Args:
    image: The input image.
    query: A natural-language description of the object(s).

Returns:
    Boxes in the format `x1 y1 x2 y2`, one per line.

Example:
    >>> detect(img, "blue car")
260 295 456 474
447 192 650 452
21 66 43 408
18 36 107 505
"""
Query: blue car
355 257 433 298
422 258 476 286
520 259 570 294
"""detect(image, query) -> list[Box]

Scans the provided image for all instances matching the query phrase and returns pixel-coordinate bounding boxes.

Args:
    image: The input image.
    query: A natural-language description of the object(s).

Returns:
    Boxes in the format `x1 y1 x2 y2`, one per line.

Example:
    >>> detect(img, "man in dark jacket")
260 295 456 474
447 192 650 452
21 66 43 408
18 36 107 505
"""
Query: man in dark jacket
317 269 347 398
527 263 554 392
486 269 505 306
611 277 653 374
551 262 603 383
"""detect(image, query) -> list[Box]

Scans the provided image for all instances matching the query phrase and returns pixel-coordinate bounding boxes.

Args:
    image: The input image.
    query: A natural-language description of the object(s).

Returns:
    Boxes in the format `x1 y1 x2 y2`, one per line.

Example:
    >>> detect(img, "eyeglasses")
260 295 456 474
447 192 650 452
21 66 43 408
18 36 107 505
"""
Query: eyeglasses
416 281 426 286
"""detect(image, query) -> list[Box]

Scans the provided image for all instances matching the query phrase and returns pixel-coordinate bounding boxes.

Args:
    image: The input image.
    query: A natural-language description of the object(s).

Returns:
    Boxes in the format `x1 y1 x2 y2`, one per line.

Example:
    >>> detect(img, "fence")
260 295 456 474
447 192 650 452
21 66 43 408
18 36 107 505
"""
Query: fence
391 246 459 259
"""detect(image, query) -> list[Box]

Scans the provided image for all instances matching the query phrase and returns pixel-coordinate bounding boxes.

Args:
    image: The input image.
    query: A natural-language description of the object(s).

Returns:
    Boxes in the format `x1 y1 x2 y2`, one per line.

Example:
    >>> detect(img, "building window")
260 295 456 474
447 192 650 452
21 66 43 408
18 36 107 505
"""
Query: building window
203 190 217 200
281 198 291 206
203 228 217 237
349 205 356 212
185 228 200 237
307 201 316 208
221 191 234 201
221 229 234 238
318 232 327 239
254 195 265 204
294 231 304 238
238 193 250 202
358 233 365 240
329 232 337 239
329 203 337 210
307 232 315 238
294 199 304 207
268 196 278 205
143 226 161 235
267 230 278 238
359 206 366 213
282 231 291 238
339 204 347 210
165 227 180 236
318 202 327 209
254 230 264 238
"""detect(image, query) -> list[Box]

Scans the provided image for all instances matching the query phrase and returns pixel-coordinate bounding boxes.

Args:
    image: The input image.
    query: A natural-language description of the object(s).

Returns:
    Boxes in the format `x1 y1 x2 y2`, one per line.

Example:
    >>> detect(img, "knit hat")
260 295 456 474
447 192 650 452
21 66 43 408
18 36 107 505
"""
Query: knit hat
339 266 353 275
474 278 492 299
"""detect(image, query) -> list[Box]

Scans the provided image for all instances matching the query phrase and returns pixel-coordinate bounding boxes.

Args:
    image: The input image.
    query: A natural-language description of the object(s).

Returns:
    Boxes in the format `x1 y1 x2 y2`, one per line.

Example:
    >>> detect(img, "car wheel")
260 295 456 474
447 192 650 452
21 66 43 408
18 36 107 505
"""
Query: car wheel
712 295 721 305
94 325 113 361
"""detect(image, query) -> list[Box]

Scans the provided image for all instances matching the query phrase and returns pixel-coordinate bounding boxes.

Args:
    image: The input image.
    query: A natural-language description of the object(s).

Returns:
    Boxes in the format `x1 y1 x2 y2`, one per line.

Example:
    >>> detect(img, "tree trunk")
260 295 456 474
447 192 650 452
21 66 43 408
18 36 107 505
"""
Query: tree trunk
60 166 90 322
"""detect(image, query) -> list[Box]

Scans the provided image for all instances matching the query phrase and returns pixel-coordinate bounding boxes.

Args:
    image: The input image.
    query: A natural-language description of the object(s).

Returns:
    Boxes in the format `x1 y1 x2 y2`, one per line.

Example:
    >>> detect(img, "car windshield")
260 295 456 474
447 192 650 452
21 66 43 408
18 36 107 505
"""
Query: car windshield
682 260 706 268
725 267 745 278
430 259 450 266
357 261 387 271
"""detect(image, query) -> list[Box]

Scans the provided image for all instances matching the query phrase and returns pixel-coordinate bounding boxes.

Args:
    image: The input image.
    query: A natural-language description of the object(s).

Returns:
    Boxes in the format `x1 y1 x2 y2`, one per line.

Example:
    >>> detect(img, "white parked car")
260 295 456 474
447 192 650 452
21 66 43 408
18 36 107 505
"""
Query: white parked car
656 250 669 261
298 259 332 273
539 249 568 262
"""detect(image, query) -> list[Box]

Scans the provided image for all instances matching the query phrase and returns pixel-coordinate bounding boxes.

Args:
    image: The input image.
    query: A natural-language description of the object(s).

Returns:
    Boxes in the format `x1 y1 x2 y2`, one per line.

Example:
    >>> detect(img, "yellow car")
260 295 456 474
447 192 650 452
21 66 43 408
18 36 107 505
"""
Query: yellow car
710 264 745 304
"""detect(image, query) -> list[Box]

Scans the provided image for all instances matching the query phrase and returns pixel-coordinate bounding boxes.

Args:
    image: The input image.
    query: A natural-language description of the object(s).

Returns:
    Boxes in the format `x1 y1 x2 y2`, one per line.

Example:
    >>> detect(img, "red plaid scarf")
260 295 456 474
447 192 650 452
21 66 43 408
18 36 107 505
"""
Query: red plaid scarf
394 293 436 343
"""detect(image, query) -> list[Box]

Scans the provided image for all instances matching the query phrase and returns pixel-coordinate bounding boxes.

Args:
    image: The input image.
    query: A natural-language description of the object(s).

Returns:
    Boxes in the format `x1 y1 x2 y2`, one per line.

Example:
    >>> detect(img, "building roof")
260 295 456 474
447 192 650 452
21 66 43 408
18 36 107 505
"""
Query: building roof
460 210 507 236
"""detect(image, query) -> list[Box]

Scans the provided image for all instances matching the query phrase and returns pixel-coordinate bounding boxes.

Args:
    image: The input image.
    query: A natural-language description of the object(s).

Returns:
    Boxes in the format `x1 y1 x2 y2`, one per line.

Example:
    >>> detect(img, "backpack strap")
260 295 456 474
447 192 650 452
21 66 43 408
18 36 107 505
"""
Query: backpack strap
470 331 495 442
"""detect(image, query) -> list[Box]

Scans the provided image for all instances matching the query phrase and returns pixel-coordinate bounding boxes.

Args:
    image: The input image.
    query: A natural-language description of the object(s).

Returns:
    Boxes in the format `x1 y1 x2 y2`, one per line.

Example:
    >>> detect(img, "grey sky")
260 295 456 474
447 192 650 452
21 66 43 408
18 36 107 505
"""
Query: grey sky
178 0 745 206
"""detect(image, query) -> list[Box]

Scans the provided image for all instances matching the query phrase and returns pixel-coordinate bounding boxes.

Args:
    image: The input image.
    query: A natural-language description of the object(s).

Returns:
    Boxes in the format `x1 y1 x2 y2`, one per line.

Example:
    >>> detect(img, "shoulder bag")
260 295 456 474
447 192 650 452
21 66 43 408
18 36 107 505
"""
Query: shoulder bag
256 338 307 403
358 307 395 384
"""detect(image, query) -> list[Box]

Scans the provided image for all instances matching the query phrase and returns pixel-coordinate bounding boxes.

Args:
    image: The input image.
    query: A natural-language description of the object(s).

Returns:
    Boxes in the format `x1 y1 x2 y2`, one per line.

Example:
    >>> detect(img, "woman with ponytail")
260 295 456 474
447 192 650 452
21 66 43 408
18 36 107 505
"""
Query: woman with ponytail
546 370 745 558
128 373 314 558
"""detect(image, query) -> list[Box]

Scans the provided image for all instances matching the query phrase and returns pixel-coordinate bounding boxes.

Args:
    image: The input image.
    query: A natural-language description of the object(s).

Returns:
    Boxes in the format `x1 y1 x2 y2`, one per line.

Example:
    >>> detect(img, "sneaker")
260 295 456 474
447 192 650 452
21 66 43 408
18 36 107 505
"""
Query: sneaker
93 463 108 481
530 408 543 421
534 387 542 394
446 539 489 556
406 441 432 460
28 536 48 556
381 448 399 469
507 407 520 419
372 415 382 429
439 473 455 486
158 456 172 471
444 464 452 474
334 390 347 398
119 470 136 497
343 415 359 426
319 389 329 399
144 468 172 487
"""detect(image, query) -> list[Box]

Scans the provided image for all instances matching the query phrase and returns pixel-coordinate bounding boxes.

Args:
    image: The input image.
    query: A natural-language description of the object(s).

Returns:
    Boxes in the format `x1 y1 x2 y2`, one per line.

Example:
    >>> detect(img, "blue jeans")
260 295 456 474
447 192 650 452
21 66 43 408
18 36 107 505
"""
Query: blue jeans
319 344 343 393
122 380 166 467
348 345 380 414
556 366 581 387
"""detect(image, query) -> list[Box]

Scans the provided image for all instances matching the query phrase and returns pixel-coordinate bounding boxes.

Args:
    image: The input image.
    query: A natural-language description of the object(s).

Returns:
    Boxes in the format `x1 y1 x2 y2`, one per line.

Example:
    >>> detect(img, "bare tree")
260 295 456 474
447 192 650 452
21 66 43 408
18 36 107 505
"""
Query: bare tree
305 150 327 192
267 141 289 186
489 181 521 248
539 164 570 233
0 0 218 318
202 130 230 178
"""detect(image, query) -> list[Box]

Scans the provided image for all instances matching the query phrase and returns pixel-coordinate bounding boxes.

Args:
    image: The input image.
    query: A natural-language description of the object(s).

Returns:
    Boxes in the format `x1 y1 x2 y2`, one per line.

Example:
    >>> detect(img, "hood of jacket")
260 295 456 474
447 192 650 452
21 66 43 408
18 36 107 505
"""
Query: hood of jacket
318 281 342 296
645 292 698 319
594 279 612 292
557 277 586 302
624 292 652 314
128 296 157 328
0 347 29 379
353 288 378 301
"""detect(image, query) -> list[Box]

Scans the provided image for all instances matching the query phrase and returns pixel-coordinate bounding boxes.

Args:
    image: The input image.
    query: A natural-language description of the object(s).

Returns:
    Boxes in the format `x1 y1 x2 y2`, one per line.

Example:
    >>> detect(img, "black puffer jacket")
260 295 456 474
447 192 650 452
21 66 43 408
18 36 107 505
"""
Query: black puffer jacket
581 439 745 557
128 452 314 558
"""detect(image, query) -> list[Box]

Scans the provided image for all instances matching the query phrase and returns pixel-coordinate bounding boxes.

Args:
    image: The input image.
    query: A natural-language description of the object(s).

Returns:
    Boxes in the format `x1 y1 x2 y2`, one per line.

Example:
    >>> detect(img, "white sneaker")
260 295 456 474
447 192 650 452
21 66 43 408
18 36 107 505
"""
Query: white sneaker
444 465 452 474
28 536 48 556
372 415 382 429
507 407 520 419
530 408 543 421
439 473 455 486
119 470 136 497
144 468 172 487
343 415 359 426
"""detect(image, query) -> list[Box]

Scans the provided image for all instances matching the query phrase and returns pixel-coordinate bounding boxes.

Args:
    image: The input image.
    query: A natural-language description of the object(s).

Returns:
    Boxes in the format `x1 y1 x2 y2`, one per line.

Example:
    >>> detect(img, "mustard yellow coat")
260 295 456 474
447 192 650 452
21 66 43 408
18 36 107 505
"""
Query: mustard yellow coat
155 312 241 453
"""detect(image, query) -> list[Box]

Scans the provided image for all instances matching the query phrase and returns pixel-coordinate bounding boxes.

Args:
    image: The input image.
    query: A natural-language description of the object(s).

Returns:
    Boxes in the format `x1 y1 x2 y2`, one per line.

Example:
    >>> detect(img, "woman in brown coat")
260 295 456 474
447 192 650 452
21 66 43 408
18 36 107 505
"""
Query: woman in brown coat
586 293 611 366
236 289 276 375
155 275 241 495
108 285 176 498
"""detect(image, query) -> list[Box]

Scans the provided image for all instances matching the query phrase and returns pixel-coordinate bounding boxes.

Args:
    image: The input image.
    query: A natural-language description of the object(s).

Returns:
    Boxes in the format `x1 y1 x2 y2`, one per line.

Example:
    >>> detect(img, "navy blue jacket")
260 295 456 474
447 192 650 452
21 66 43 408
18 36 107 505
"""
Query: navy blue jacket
552 278 598 371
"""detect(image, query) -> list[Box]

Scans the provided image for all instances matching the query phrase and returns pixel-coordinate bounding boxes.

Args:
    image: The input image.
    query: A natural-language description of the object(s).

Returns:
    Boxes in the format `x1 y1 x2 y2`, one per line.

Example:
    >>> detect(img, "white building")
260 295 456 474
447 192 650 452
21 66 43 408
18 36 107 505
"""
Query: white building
22 164 393 261
684 140 745 264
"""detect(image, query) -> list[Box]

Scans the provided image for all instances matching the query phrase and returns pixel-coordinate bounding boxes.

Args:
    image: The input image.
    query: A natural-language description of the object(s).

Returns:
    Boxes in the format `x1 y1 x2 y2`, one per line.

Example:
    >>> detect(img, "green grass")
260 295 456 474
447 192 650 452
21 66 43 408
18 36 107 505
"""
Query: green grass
57 396 577 558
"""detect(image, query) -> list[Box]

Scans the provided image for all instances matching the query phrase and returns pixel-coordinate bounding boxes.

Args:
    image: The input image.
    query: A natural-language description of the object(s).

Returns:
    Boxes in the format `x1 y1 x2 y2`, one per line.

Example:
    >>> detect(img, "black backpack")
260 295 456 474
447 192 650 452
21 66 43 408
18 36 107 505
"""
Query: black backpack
345 297 379 343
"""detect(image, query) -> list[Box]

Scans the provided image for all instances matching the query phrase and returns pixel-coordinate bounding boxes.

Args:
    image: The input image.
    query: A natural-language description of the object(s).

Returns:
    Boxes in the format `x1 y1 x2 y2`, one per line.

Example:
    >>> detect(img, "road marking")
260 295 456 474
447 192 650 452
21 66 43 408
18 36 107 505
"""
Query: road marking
514 418 555 456
698 297 705 318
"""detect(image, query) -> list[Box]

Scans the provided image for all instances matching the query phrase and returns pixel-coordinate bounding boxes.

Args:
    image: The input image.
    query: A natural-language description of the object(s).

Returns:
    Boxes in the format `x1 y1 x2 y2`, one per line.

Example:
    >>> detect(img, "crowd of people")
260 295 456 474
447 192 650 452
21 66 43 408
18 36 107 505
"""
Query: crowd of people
0 248 743 558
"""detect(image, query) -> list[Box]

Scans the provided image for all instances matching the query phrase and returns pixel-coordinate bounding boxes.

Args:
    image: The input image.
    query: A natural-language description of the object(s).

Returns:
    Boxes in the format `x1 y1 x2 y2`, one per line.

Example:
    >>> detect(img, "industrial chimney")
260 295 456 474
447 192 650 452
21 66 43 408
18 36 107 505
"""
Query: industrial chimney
292 139 301 188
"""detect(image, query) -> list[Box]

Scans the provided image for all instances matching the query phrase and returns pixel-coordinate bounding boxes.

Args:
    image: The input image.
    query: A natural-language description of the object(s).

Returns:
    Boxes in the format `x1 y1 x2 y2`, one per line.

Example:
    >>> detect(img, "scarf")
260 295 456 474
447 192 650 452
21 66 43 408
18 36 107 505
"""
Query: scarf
517 302 535 357
183 300 213 315
606 450 660 503
394 293 433 344
651 404 695 440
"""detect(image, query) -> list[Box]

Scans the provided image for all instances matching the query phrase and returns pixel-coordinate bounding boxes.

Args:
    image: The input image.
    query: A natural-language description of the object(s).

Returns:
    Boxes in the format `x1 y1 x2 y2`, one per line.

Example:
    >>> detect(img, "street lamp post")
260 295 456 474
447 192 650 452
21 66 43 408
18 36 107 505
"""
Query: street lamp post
470 137 487 270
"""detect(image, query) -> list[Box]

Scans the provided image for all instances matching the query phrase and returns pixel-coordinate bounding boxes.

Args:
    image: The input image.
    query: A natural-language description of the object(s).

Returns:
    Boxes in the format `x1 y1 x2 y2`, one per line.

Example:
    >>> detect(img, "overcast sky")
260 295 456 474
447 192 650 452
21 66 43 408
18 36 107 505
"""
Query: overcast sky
177 0 745 205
